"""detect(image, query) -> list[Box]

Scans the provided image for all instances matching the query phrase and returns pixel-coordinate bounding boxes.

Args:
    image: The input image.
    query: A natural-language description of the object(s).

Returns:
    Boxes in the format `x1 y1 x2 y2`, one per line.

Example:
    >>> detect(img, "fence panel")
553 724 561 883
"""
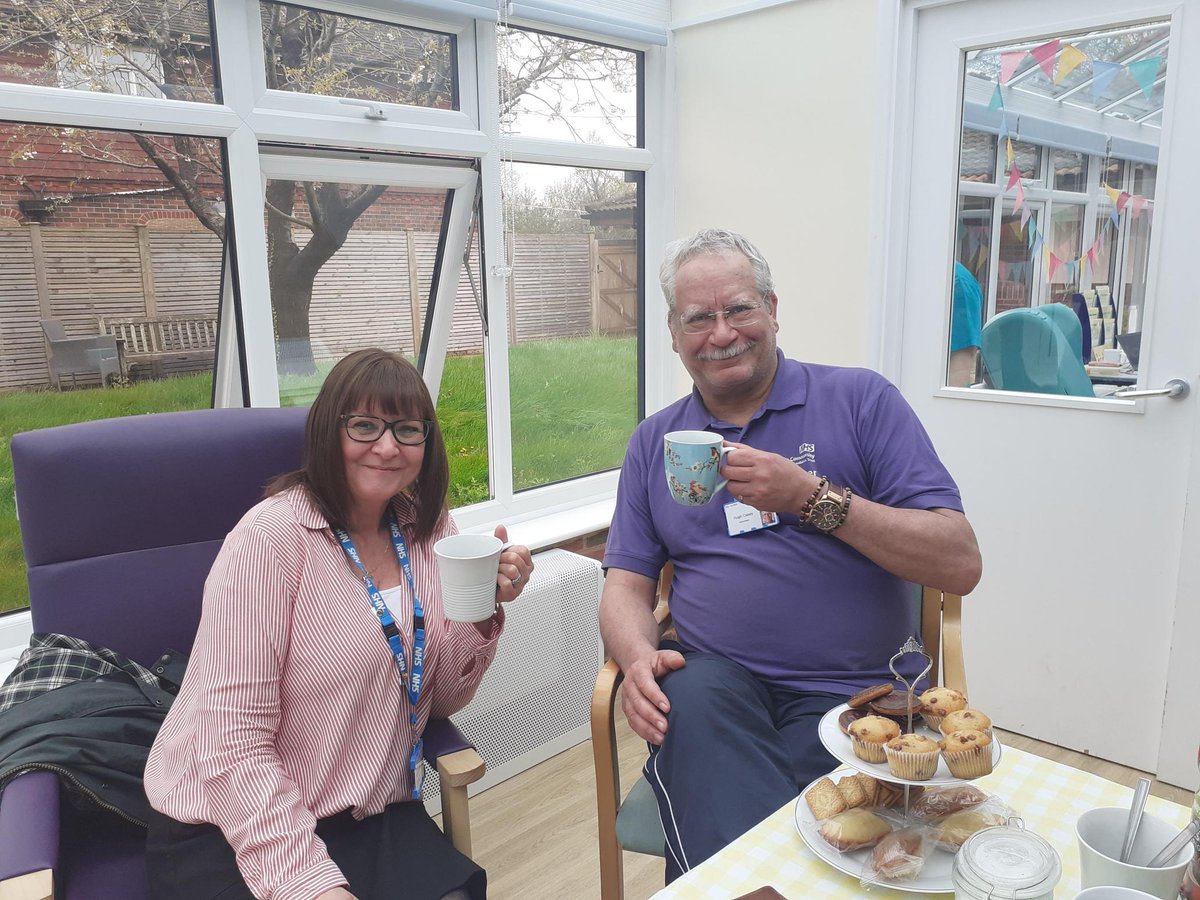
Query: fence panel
0 226 44 391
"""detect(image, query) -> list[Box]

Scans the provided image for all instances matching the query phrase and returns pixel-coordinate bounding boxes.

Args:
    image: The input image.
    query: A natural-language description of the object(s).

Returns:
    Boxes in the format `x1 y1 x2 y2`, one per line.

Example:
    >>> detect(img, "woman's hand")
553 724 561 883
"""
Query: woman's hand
493 524 533 606
315 888 356 900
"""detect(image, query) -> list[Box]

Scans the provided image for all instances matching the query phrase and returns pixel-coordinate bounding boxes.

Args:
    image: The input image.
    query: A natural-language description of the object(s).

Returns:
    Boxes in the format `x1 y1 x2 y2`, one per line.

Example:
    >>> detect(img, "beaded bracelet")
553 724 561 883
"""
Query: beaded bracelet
798 476 829 524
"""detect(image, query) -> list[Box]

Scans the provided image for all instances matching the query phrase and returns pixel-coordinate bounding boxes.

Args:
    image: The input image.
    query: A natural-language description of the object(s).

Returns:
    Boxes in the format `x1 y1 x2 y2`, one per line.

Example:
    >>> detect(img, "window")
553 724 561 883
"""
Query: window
0 0 660 619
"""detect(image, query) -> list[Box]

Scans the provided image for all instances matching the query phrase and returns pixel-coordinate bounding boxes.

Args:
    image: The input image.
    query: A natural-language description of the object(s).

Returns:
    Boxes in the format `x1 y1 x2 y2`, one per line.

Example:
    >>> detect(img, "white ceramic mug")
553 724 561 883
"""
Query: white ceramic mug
663 430 732 506
1075 807 1192 899
1075 887 1161 899
433 533 503 623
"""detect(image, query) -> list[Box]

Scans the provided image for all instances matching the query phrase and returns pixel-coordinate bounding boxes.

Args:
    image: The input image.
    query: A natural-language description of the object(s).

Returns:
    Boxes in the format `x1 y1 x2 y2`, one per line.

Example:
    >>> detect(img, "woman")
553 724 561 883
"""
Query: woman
144 349 534 900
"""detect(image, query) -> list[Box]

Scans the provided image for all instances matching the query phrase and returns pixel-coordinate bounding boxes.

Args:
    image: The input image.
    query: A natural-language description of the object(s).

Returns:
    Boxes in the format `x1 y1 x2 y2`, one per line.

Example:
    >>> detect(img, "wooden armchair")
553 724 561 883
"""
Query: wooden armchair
590 570 966 900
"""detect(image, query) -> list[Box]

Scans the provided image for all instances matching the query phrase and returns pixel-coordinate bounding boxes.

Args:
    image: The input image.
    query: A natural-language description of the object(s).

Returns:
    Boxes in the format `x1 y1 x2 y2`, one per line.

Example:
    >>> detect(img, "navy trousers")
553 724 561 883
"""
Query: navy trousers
644 646 846 883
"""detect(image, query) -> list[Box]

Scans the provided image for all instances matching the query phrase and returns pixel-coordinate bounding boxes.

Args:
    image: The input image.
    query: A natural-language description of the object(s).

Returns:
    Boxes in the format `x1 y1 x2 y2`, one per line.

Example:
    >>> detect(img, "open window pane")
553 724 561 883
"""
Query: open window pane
504 162 639 492
0 0 219 103
259 0 457 109
0 121 228 613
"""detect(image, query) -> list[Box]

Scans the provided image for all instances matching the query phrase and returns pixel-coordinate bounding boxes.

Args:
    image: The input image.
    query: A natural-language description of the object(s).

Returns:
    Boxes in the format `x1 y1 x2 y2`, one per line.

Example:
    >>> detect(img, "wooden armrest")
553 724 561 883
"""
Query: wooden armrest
436 748 485 857
0 869 53 900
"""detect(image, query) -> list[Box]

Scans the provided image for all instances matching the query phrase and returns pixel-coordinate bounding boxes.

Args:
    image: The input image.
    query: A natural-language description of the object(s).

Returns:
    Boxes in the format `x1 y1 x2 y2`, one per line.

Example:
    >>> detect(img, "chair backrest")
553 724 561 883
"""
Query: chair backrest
980 307 1094 397
1040 302 1084 364
39 319 68 343
11 407 309 667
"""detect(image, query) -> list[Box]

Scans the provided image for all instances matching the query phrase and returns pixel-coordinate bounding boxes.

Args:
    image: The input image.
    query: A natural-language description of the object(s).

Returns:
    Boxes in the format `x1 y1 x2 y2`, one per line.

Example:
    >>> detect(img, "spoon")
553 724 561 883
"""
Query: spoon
1119 777 1152 863
1146 818 1200 868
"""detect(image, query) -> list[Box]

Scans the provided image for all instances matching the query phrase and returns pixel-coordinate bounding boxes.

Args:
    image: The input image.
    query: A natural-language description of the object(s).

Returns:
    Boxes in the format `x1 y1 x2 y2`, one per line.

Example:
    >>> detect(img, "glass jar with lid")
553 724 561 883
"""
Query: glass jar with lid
953 820 1062 899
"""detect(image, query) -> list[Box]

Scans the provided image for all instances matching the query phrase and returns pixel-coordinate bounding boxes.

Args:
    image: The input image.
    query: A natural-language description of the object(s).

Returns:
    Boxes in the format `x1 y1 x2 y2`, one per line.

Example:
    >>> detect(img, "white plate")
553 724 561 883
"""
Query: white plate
794 772 955 894
818 704 1002 786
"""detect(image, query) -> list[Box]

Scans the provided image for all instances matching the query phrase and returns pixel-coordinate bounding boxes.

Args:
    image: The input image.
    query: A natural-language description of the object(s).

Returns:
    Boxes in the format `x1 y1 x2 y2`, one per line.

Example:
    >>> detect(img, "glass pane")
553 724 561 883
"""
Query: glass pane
948 196 993 386
505 162 639 491
951 20 1169 398
263 178 451 402
499 27 639 147
0 0 218 103
996 203 1037 314
959 128 997 184
1052 149 1087 192
437 221 490 508
259 0 457 109
0 122 227 613
1048 203 1084 303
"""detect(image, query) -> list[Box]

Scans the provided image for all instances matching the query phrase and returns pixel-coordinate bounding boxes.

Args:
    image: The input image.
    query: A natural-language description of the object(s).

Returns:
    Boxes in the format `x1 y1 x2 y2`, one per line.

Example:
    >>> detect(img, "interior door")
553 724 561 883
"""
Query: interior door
889 0 1200 786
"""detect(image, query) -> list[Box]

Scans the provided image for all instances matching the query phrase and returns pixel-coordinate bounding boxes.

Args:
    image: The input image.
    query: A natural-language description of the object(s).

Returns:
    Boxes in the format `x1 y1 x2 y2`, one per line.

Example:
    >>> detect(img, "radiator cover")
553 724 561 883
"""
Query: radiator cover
422 547 603 814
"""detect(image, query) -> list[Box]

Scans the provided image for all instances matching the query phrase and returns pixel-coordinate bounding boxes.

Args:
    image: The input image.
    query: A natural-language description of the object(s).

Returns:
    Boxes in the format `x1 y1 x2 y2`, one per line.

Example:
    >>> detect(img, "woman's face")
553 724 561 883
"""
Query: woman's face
340 402 427 517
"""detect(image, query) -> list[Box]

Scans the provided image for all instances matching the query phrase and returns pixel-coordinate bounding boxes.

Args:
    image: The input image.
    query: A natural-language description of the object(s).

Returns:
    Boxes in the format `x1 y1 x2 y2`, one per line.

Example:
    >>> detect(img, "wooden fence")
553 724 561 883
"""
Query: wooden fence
0 224 636 392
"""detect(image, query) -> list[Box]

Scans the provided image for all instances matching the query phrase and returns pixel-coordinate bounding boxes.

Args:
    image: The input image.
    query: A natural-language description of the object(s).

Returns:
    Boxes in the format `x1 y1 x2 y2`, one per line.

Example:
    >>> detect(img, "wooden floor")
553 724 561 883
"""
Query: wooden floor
441 719 1194 900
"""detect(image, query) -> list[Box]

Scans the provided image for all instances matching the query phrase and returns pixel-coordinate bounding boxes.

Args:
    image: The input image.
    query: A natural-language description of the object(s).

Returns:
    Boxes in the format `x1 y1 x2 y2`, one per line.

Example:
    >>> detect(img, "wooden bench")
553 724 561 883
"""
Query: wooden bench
98 315 217 379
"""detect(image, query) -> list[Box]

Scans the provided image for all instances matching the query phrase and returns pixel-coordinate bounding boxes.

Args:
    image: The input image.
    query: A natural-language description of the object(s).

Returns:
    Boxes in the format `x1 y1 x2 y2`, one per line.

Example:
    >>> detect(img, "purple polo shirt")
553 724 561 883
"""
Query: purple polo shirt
604 352 964 694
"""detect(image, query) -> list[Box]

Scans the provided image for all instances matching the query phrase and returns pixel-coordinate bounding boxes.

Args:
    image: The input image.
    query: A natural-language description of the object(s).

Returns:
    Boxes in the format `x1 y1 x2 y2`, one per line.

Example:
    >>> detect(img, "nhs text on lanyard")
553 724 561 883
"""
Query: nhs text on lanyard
334 512 427 799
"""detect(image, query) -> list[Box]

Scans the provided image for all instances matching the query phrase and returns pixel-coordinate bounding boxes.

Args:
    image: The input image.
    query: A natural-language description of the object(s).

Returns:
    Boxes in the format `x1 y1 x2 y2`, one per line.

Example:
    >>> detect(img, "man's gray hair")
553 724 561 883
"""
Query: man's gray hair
659 228 775 313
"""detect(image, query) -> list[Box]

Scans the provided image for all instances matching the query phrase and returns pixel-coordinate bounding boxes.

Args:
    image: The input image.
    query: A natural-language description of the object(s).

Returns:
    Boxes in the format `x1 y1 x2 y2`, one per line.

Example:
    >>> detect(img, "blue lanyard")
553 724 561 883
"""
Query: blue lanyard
334 511 427 799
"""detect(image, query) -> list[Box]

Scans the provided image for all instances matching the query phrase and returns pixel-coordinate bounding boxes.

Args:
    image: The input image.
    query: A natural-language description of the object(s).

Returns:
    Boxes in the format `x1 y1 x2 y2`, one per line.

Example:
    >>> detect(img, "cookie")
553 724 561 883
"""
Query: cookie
805 776 847 820
848 682 894 709
869 690 921 720
838 707 867 735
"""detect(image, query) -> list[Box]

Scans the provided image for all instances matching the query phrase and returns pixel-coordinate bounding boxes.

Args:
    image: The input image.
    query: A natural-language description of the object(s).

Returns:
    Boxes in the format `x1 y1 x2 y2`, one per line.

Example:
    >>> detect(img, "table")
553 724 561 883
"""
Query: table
651 746 1191 899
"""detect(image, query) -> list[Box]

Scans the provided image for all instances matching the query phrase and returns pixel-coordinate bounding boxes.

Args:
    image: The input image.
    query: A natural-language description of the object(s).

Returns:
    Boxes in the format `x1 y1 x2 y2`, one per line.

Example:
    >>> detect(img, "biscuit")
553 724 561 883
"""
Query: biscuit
847 683 894 709
836 773 868 809
805 776 847 820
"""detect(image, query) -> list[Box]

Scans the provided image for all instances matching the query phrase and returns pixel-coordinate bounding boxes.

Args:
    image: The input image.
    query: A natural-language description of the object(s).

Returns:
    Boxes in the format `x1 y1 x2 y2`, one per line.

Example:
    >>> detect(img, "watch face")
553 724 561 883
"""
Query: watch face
809 498 841 531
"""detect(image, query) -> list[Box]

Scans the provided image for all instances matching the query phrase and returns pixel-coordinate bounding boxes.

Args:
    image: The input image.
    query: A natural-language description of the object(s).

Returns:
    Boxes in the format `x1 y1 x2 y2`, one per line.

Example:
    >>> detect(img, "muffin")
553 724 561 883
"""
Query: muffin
939 708 993 737
884 733 942 780
919 687 967 732
848 715 902 763
939 729 994 778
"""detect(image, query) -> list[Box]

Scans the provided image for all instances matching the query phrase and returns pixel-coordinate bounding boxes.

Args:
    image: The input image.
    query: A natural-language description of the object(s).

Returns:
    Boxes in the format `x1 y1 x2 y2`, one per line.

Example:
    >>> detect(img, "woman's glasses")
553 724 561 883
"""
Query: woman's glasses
341 415 432 445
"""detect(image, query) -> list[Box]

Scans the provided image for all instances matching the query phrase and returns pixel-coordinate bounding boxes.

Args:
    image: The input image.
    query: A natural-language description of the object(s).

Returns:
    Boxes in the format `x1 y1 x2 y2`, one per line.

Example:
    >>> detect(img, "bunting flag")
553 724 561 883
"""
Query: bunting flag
1055 43 1087 83
988 83 1004 112
1031 231 1043 256
1047 253 1061 282
1131 195 1148 218
1006 163 1021 190
1000 50 1026 85
1005 137 1014 167
1127 56 1163 99
1091 60 1123 99
1020 203 1032 231
1029 39 1061 79
1116 192 1130 213
1013 181 1026 215
1104 183 1121 204
1110 208 1120 228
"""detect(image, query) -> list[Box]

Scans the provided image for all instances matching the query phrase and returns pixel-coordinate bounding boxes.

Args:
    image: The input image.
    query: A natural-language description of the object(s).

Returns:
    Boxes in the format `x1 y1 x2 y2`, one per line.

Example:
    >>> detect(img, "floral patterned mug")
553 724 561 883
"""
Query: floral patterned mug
663 430 731 506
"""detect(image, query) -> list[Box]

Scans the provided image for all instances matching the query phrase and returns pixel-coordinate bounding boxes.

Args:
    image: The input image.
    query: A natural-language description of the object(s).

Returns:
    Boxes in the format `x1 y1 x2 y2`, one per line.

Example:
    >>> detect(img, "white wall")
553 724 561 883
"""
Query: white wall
670 0 880 376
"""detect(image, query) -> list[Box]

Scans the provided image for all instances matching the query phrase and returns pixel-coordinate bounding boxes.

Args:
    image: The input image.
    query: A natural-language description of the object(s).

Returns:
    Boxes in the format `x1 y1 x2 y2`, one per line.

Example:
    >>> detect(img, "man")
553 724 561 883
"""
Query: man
949 261 984 386
599 228 982 882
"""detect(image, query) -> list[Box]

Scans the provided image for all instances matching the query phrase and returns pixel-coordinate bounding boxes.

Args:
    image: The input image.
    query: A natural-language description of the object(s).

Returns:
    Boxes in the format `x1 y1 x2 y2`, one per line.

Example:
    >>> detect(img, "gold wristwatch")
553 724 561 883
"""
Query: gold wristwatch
808 482 851 533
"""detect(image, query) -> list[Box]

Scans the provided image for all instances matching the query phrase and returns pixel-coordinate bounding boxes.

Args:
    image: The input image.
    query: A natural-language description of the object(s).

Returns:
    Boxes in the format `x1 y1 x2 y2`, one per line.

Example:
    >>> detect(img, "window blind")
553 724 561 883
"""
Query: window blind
505 0 669 46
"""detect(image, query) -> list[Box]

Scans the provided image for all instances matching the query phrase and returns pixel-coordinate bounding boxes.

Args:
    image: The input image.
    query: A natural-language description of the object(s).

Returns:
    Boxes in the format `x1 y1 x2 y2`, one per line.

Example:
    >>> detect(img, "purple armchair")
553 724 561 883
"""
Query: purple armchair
1 408 484 900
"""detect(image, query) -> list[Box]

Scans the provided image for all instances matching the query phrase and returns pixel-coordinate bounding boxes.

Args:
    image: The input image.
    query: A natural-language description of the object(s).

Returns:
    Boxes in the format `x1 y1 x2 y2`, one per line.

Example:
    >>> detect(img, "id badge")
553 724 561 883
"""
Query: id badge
724 500 780 536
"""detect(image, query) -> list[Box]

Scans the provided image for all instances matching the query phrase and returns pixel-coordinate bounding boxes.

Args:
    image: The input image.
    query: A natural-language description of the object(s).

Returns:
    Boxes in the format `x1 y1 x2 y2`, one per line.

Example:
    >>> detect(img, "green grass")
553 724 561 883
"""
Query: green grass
0 336 637 614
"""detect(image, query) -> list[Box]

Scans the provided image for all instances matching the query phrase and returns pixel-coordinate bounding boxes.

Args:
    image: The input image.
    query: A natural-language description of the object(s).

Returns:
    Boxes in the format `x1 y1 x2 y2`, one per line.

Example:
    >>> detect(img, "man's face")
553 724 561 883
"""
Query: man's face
669 251 779 404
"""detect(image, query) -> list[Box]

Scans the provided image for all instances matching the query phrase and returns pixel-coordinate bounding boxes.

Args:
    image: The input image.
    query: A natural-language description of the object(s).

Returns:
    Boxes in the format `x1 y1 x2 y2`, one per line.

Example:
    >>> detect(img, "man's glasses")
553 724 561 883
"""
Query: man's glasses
677 300 766 335
341 415 432 445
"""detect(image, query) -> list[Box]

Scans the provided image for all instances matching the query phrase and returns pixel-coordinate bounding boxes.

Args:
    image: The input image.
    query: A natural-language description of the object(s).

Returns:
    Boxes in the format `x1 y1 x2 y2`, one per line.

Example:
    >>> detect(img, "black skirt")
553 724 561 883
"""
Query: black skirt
146 802 486 900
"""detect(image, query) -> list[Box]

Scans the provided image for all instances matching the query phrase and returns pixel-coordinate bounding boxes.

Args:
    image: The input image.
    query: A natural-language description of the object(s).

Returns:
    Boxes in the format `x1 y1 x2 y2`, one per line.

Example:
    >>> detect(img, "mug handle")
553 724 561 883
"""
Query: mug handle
714 444 733 496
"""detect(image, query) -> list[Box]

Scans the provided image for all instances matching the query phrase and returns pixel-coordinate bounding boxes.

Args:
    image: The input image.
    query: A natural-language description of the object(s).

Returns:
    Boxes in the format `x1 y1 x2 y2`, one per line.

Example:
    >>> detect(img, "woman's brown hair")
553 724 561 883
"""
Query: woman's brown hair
268 348 450 543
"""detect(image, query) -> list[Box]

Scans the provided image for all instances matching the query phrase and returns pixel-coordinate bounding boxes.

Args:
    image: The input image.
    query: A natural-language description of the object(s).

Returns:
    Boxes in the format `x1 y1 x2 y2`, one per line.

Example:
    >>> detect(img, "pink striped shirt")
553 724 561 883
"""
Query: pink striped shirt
144 486 503 900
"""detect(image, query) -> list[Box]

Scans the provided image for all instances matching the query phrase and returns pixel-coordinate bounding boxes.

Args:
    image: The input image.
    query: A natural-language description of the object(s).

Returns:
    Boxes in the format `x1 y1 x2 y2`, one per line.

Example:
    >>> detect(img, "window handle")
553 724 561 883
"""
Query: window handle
1114 378 1190 400
339 98 387 120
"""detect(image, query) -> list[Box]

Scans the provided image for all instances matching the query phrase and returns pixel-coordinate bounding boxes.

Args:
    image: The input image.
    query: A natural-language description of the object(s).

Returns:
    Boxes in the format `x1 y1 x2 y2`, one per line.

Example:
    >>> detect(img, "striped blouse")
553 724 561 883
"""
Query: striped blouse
144 485 504 900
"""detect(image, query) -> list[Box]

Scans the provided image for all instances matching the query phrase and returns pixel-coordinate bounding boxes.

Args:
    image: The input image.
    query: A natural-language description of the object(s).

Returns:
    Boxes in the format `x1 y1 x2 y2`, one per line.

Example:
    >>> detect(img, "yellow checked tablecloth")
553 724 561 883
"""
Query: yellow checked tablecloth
652 745 1192 899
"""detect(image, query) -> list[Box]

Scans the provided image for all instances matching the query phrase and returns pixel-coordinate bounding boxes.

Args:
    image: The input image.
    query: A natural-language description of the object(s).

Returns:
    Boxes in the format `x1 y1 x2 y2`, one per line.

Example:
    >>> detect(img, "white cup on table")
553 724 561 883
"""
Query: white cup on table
433 533 502 622
1075 807 1192 899
1076 886 1161 899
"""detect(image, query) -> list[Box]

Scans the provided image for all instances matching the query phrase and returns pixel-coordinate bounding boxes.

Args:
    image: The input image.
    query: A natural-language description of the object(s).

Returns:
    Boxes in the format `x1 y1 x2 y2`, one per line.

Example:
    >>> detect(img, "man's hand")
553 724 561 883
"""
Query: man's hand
721 442 819 515
620 649 686 744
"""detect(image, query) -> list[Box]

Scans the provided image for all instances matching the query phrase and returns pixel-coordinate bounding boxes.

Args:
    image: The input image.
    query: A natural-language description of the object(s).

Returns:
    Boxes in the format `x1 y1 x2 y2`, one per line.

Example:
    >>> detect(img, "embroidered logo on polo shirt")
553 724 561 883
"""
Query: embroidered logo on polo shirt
793 442 816 468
